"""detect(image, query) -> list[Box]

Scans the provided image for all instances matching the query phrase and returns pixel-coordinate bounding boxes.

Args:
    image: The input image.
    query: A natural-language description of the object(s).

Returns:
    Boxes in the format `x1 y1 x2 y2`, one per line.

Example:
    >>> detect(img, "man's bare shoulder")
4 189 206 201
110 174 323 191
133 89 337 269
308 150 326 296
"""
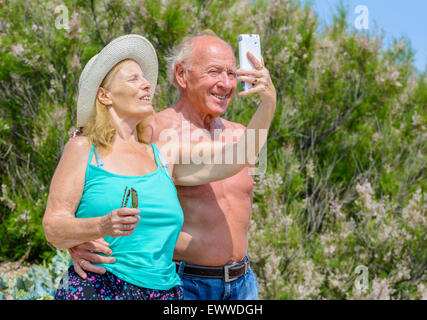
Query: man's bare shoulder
156 107 182 128
157 107 180 120
152 107 184 142
157 107 172 115
218 117 246 131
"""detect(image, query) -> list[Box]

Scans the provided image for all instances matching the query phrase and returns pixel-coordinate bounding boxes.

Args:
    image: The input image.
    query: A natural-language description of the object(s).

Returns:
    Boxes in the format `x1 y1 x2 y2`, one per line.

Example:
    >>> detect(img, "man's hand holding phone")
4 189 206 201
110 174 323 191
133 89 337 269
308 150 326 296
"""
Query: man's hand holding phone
237 51 277 109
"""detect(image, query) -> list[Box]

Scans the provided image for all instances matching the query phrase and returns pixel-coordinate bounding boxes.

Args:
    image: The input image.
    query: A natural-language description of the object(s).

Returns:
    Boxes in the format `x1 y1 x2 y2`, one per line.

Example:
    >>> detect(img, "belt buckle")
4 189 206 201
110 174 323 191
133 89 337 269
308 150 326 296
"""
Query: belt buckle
224 264 239 282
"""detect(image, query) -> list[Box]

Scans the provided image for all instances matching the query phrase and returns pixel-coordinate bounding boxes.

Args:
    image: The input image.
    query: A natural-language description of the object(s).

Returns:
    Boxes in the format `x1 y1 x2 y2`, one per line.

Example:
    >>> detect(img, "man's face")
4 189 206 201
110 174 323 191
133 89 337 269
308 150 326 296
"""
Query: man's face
184 37 237 118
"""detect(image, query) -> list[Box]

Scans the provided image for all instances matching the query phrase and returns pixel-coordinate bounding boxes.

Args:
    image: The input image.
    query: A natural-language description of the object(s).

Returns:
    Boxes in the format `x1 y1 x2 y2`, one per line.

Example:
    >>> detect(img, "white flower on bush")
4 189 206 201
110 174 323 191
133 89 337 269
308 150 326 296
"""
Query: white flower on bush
356 180 388 223
411 112 421 126
328 272 349 289
0 184 16 211
324 244 337 257
394 261 411 282
265 252 281 281
283 215 293 227
16 210 31 223
70 54 81 70
378 219 400 242
372 132 380 143
255 173 283 194
278 47 291 63
368 278 394 300
356 180 376 214
306 159 315 178
402 188 425 229
396 40 406 51
417 284 427 300
294 259 324 299
47 65 55 74
11 43 25 57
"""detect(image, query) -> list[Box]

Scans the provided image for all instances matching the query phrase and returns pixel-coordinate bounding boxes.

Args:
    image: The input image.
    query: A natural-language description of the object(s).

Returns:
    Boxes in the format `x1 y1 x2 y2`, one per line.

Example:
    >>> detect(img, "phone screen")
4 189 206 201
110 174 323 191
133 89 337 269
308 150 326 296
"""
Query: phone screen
238 34 262 90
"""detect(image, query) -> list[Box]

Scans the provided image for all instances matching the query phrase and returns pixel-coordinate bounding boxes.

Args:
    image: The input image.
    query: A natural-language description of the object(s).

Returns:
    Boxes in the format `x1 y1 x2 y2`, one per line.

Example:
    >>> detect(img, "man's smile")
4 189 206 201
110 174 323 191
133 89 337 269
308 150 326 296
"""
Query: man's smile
211 93 229 101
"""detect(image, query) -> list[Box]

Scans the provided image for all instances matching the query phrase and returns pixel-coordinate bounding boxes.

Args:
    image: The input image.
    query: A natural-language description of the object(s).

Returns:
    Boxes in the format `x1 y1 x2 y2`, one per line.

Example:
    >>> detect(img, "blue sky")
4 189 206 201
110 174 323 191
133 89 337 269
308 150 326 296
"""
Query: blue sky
301 0 427 71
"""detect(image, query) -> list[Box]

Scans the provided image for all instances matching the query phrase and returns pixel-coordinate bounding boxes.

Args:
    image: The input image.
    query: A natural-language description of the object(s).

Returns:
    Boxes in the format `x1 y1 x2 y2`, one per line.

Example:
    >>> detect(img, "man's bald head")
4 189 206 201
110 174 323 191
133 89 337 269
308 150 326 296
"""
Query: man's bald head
166 31 235 88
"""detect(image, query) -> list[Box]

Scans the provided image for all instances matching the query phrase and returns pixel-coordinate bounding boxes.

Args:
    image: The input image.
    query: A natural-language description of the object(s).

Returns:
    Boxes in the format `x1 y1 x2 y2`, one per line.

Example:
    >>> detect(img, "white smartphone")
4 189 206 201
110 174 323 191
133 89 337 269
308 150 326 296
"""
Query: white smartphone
238 34 262 91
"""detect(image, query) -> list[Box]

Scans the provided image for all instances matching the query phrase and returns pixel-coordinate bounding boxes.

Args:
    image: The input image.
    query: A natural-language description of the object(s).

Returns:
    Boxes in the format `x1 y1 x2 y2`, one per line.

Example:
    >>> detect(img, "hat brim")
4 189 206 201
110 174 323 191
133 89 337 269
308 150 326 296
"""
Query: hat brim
77 35 158 127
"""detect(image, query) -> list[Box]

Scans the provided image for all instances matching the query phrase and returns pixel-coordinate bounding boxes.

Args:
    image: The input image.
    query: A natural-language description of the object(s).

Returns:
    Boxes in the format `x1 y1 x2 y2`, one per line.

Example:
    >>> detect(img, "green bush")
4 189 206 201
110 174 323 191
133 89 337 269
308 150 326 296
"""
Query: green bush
0 0 425 299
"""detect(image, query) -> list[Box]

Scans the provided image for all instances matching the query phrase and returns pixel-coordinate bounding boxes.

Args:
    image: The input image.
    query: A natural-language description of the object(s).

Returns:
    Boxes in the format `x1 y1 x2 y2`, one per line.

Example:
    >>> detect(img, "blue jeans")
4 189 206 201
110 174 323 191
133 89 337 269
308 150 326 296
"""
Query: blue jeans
176 259 259 300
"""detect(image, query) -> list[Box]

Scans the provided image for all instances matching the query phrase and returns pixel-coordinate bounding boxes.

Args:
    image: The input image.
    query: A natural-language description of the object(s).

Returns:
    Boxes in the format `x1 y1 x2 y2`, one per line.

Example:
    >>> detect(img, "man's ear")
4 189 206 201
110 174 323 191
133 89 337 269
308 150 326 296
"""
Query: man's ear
175 63 187 89
96 87 113 107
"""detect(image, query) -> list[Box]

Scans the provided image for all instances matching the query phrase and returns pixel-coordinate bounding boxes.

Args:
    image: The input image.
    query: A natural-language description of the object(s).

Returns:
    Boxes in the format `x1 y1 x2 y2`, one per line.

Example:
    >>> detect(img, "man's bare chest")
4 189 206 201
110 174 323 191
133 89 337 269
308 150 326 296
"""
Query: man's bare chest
177 168 253 199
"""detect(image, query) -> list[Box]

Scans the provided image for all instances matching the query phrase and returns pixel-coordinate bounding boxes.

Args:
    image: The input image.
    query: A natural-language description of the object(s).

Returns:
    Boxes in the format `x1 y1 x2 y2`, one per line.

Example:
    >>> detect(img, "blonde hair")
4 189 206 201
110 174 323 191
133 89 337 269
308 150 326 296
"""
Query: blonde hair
82 59 155 152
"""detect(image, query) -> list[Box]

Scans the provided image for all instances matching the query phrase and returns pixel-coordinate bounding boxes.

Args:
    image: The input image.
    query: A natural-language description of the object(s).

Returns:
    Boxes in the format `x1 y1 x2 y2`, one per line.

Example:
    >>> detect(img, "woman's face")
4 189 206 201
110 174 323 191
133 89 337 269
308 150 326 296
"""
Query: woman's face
105 60 153 121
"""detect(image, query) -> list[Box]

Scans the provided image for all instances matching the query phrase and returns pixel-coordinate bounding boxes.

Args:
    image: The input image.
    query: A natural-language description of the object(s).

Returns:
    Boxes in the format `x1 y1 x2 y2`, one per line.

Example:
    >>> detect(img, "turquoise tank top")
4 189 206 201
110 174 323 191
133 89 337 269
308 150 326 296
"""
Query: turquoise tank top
72 143 183 290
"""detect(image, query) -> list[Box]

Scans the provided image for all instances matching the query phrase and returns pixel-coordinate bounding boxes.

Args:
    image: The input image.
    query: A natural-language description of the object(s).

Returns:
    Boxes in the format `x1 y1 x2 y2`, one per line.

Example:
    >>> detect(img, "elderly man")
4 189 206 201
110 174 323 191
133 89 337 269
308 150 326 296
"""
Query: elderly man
69 32 276 300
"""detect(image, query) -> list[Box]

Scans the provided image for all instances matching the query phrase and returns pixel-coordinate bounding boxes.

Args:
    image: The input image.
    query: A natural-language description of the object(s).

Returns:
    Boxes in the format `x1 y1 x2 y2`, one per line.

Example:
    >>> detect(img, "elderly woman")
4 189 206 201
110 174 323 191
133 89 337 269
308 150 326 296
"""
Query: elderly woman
43 34 276 300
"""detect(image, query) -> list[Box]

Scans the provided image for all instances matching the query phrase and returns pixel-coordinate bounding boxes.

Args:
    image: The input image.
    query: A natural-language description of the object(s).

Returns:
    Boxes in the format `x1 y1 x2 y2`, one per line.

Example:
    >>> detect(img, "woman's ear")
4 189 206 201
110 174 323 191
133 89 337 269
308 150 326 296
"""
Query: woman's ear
96 87 113 107
175 63 187 89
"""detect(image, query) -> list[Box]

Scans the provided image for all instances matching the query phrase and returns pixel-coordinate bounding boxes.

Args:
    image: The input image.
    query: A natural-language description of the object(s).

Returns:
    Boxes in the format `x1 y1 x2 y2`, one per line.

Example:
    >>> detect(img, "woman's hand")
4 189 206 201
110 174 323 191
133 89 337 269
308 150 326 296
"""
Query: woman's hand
100 208 141 237
236 52 277 109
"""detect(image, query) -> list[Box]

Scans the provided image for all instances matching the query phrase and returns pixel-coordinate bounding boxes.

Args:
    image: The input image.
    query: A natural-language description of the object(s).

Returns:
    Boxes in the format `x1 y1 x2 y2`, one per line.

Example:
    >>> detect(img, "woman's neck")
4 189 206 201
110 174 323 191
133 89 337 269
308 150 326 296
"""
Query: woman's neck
108 109 140 144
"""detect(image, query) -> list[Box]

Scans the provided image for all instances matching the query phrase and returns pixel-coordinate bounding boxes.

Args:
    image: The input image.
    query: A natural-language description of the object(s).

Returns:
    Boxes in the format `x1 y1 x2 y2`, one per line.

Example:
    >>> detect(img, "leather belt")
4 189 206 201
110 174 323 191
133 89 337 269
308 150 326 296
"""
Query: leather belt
175 257 249 282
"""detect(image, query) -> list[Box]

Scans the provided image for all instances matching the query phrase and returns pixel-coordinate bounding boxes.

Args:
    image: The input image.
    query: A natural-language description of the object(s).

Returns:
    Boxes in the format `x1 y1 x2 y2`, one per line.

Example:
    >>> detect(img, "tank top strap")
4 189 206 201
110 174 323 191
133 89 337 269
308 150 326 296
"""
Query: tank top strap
92 144 104 168
87 144 95 166
150 143 170 177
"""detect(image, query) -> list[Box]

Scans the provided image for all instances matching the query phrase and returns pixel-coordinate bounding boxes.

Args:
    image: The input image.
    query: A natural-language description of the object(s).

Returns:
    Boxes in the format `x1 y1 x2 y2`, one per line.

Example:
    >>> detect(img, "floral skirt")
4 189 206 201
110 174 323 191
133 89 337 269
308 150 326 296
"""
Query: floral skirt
55 266 183 300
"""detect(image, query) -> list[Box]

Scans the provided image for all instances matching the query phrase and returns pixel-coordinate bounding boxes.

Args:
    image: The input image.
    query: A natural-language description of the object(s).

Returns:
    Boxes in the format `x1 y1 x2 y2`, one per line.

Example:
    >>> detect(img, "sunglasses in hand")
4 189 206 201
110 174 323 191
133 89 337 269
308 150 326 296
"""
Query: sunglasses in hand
121 186 139 208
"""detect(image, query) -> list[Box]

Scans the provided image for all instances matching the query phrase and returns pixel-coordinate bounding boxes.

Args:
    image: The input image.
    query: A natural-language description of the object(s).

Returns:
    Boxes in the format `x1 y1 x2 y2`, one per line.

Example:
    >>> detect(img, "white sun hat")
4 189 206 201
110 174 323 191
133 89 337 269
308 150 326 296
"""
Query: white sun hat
76 34 158 127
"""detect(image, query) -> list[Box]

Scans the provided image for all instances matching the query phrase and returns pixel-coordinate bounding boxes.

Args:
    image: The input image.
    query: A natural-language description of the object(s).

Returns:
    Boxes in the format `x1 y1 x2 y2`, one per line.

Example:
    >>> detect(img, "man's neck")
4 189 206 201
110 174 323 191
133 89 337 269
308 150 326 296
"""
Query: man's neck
172 98 219 130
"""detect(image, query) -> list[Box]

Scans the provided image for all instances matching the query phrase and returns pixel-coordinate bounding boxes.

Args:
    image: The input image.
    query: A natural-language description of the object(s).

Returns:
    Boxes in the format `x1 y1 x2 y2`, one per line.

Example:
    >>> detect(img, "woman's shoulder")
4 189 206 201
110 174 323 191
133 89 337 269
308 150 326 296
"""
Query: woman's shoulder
63 136 92 157
54 136 92 173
